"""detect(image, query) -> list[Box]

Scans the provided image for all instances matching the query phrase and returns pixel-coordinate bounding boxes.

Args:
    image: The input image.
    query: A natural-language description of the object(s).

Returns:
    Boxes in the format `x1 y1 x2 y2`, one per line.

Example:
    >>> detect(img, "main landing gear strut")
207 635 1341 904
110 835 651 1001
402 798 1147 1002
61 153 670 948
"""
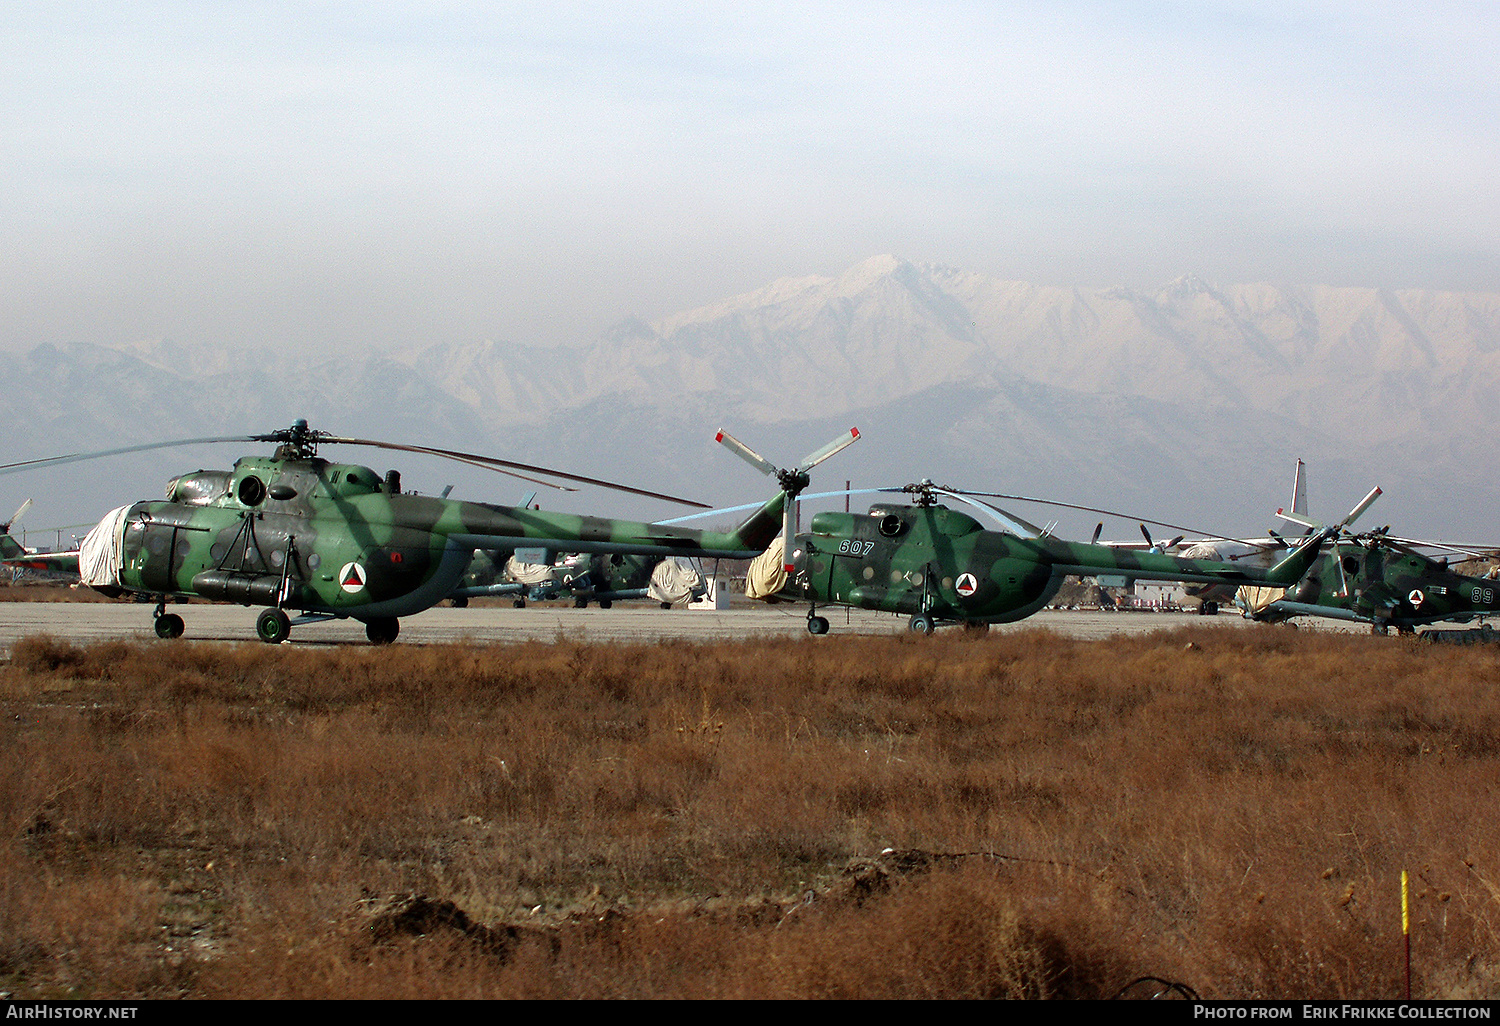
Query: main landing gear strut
152 596 184 639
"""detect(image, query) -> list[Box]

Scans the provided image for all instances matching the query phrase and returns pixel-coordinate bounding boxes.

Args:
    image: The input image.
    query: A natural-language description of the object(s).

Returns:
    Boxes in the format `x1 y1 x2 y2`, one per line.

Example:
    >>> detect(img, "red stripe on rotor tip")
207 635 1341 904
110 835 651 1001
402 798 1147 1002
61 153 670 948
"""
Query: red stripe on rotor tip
850 427 860 438
714 431 724 443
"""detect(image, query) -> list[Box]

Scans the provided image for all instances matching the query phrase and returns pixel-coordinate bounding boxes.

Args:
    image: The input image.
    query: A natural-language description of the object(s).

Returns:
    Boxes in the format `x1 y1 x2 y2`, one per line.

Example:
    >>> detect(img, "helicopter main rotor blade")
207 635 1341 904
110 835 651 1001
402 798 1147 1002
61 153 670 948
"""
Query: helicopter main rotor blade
0 426 709 508
1382 536 1499 560
914 488 1046 538
311 436 711 509
0 436 255 476
947 488 1271 551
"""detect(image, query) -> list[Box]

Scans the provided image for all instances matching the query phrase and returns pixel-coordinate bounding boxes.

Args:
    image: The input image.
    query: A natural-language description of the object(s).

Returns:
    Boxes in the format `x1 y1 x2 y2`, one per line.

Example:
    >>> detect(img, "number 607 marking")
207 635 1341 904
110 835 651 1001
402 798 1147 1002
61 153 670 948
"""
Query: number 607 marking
837 539 875 557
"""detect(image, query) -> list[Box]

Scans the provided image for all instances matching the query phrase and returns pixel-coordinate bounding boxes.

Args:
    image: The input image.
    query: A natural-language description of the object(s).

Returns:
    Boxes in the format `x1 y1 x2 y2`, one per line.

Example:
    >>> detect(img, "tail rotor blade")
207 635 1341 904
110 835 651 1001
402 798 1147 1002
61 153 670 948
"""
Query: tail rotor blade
1340 487 1383 530
4 498 33 532
1091 522 1103 545
1275 507 1320 531
797 428 861 472
715 430 778 477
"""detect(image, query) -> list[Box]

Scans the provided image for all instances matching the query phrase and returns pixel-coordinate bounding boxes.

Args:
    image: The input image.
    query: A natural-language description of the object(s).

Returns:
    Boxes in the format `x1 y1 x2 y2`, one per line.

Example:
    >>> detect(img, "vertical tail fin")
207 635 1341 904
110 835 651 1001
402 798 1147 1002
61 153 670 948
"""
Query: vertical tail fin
1291 459 1308 517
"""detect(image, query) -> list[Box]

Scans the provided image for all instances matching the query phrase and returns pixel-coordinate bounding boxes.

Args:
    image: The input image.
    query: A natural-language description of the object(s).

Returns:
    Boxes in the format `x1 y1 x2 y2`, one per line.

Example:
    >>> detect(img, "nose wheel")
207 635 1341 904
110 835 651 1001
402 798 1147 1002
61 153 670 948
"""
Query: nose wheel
154 613 184 639
909 614 936 635
807 615 830 635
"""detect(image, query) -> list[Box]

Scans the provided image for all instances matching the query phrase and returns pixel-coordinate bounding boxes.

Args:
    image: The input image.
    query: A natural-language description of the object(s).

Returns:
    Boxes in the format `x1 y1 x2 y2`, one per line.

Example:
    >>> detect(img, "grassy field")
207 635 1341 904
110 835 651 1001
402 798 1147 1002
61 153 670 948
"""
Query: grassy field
2 625 1498 999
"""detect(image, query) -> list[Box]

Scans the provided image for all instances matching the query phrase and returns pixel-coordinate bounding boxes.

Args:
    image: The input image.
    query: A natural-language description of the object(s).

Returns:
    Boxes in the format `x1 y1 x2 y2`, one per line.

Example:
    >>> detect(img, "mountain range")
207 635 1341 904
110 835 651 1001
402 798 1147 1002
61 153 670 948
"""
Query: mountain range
5 254 1498 543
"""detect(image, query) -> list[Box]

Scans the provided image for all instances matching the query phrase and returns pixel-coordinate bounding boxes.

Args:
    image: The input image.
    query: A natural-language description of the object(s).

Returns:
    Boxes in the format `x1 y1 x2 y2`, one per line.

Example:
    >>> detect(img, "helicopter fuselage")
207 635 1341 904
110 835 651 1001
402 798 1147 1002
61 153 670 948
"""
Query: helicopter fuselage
780 503 1313 625
86 454 781 621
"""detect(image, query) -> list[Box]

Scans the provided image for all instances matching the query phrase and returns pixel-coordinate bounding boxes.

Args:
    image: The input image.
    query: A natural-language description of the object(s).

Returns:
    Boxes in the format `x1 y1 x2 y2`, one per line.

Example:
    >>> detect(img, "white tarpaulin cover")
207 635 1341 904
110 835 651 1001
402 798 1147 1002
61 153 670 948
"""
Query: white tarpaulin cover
1236 585 1287 614
79 505 132 588
745 537 789 600
648 558 703 605
505 555 556 587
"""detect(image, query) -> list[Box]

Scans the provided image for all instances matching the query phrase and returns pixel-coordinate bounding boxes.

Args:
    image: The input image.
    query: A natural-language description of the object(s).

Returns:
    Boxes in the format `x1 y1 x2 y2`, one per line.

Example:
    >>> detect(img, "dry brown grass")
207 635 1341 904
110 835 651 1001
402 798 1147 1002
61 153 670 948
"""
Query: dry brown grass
2 625 1499 998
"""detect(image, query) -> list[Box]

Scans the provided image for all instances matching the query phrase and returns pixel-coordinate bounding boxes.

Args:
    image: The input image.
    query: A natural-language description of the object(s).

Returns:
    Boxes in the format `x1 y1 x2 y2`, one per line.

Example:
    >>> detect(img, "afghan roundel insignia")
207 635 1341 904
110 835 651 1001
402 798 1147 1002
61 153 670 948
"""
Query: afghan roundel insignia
955 572 979 597
1408 589 1424 608
340 562 367 594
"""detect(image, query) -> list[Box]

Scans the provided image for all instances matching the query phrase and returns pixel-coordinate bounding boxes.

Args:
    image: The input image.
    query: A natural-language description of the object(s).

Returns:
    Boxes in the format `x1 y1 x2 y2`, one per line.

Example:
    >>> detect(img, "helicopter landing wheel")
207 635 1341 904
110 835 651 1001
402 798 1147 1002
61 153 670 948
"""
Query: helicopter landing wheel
154 613 185 640
365 617 400 645
909 614 936 635
256 608 291 644
599 599 612 609
574 596 588 609
450 596 469 608
807 615 830 635
513 598 527 609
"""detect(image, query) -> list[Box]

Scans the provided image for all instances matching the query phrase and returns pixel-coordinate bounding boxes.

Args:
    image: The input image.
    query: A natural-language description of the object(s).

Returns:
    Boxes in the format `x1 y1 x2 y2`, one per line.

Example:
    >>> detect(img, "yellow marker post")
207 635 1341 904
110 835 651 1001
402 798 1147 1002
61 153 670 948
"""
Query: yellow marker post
1402 869 1411 999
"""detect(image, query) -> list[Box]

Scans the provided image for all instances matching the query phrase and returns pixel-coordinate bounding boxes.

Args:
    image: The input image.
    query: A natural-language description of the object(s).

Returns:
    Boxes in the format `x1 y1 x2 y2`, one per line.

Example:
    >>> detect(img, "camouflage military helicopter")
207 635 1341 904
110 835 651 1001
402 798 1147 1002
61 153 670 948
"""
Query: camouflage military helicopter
1237 493 1500 634
713 432 1333 634
0 420 794 644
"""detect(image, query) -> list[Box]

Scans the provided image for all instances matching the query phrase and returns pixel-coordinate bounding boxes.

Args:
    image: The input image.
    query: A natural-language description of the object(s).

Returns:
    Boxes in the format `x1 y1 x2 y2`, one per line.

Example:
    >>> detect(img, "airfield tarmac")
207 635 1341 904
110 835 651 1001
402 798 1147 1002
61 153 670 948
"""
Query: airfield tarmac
0 600 1364 654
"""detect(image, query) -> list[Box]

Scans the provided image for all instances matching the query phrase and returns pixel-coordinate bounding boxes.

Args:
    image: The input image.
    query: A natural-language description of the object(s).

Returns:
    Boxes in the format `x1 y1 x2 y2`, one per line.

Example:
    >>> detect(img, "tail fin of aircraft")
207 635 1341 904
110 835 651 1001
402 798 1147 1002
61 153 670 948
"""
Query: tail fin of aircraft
725 491 787 553
1264 528 1331 586
1291 459 1308 517
0 531 26 561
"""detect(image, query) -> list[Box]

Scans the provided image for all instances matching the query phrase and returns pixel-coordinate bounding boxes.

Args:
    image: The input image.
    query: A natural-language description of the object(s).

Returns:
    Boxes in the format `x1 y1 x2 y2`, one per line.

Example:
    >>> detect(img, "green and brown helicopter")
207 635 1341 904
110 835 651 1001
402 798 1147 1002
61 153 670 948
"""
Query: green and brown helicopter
712 431 1335 635
0 420 799 644
1236 492 1500 635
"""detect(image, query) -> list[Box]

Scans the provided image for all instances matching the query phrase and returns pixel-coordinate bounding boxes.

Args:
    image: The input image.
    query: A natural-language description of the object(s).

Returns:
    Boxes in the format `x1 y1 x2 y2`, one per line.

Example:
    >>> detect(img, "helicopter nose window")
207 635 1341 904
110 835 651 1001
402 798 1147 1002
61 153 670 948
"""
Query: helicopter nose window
238 476 267 506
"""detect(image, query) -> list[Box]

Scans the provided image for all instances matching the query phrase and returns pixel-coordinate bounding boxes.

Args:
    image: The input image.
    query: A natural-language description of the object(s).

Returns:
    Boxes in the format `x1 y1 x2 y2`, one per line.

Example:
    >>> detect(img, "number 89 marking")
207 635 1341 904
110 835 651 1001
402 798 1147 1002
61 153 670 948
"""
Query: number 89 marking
837 539 875 557
1475 587 1495 606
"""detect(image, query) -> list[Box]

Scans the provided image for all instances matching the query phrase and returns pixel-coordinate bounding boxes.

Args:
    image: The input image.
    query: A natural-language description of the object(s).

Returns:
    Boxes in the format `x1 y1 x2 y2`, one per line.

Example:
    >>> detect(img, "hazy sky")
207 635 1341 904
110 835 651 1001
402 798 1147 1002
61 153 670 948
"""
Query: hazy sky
4 1 1497 353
